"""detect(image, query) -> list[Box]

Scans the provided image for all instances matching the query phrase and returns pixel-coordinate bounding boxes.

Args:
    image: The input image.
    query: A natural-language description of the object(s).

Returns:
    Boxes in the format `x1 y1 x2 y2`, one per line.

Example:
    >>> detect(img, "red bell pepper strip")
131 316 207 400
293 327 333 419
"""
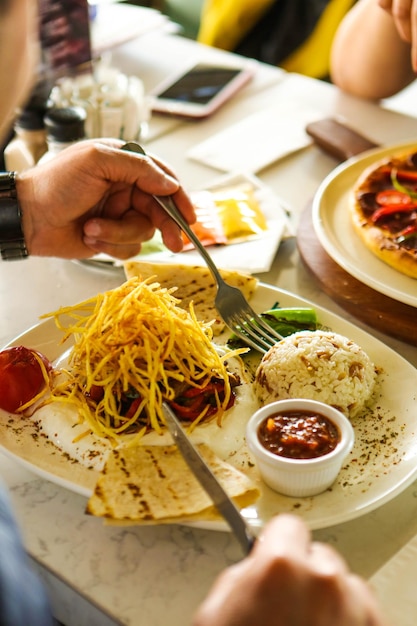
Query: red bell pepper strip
169 379 235 421
125 396 143 419
86 384 104 402
391 168 417 199
395 224 417 243
392 169 417 182
371 204 417 223
169 395 206 419
182 381 225 398
379 165 417 183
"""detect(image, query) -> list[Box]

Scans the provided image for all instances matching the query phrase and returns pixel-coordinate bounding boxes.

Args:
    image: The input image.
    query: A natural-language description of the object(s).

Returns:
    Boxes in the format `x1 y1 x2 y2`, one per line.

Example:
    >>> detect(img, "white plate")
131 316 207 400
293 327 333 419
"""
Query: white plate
312 141 417 308
1 283 417 531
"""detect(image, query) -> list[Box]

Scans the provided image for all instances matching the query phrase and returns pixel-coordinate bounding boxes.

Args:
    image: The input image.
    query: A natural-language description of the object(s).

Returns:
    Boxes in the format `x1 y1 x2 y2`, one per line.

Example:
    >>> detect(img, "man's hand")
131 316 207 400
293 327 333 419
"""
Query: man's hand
17 139 195 260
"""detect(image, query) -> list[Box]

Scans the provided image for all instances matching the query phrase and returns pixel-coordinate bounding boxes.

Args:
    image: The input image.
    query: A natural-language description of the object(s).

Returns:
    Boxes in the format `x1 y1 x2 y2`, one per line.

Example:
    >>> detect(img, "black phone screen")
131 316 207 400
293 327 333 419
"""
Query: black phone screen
157 64 242 105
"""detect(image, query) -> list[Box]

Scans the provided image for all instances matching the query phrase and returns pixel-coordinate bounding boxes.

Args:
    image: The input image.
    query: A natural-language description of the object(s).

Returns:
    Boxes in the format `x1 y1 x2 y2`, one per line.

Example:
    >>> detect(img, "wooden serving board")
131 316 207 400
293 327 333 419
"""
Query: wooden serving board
297 203 417 346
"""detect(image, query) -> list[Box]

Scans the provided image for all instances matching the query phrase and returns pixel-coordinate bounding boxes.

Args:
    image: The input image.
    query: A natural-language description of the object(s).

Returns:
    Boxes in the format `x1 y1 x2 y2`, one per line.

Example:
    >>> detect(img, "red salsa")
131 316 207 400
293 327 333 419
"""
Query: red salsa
258 410 340 460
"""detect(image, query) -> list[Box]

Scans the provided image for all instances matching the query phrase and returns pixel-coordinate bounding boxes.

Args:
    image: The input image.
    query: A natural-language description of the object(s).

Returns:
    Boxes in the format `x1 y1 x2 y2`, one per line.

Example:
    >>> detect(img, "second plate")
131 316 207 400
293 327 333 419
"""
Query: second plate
312 141 417 308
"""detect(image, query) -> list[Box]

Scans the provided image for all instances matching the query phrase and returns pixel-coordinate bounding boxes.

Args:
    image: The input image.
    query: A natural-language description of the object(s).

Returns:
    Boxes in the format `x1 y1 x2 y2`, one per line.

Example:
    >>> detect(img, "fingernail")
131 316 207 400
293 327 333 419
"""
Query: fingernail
164 175 179 190
84 221 101 237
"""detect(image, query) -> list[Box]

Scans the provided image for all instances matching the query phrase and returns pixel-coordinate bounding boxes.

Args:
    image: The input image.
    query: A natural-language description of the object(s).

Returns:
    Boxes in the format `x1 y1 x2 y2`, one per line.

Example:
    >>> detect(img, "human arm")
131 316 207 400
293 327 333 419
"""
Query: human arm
330 0 416 99
193 514 389 626
379 0 417 69
15 139 196 260
0 481 55 625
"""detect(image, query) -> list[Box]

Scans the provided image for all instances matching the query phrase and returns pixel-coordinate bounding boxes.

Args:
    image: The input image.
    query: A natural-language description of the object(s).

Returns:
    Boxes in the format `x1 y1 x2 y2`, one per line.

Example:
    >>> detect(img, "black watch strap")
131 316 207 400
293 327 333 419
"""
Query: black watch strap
0 171 28 260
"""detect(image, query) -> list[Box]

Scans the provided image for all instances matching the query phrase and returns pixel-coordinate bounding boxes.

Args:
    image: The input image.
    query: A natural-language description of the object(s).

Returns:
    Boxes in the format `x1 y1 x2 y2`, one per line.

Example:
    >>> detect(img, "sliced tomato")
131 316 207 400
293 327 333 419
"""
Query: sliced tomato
0 346 52 414
376 190 416 206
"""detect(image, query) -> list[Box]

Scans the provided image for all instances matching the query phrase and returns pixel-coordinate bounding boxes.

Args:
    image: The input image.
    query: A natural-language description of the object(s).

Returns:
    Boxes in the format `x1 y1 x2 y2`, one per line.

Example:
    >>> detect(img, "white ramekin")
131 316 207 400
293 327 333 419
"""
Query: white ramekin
246 398 355 497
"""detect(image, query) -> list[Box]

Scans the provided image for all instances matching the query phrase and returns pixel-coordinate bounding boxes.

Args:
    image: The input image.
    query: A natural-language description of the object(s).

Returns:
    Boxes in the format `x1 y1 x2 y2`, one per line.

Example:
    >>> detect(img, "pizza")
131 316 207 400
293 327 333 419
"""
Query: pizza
350 150 417 278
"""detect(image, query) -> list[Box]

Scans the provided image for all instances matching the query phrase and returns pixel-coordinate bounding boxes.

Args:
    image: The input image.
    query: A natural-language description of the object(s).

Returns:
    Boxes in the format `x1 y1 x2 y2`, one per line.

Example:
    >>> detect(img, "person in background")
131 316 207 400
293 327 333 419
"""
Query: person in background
0 0 390 624
330 0 417 99
197 0 357 81
0 484 57 625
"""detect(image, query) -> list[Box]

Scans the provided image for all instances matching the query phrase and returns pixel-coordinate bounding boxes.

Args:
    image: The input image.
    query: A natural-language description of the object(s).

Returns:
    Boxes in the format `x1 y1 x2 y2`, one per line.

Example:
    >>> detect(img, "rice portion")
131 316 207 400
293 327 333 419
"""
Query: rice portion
254 330 377 418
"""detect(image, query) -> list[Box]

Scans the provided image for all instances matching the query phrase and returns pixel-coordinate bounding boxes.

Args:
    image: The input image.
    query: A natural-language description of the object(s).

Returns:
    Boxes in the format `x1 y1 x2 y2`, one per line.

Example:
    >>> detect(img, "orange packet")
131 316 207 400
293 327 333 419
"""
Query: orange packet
182 191 227 251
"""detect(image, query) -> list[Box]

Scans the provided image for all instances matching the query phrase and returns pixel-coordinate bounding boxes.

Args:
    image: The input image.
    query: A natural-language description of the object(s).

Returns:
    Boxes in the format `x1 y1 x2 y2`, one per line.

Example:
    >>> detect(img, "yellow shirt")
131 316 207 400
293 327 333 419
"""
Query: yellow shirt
197 0 356 79
198 0 274 52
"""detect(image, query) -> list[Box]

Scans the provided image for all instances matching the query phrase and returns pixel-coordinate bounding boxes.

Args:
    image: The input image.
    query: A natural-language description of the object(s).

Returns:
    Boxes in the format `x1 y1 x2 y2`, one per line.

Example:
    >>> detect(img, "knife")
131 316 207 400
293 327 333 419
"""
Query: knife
162 402 256 555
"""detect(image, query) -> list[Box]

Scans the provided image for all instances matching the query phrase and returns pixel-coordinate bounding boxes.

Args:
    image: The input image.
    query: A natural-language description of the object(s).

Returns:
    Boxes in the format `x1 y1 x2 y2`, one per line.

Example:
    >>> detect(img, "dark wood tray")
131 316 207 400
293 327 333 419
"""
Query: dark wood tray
296 203 417 346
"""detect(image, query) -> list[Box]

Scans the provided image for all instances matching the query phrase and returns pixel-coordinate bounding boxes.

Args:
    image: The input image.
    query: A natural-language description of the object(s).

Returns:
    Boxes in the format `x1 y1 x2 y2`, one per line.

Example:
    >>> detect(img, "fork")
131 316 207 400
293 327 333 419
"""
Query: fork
122 142 283 353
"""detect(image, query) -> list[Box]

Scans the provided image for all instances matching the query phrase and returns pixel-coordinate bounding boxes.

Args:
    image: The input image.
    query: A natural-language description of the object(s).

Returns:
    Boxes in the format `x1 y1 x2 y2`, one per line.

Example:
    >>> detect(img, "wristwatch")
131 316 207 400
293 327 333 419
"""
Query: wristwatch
0 171 28 260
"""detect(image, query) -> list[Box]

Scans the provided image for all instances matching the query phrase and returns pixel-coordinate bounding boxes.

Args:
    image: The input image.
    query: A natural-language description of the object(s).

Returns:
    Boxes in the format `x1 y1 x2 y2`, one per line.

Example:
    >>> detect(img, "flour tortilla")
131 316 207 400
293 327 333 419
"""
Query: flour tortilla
86 443 260 524
124 261 258 334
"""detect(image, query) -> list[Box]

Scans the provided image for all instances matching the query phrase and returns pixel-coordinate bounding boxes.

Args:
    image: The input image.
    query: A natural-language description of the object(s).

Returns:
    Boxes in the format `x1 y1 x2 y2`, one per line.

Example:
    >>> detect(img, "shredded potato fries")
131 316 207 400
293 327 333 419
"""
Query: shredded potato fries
42 277 242 445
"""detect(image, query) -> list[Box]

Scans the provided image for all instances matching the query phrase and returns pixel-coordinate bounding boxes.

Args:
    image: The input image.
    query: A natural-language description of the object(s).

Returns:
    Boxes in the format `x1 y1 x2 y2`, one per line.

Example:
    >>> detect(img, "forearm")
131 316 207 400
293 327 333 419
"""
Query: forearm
330 0 415 99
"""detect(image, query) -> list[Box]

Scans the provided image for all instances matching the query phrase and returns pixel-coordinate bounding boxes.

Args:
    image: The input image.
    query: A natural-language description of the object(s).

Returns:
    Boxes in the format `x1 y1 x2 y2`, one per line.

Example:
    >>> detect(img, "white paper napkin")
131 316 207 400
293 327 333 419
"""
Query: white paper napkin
370 534 417 626
187 103 321 173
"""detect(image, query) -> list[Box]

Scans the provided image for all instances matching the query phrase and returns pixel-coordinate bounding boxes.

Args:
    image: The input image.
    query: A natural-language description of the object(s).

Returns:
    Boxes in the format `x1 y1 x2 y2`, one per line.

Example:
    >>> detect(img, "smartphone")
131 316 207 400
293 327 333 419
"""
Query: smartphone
150 62 255 118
